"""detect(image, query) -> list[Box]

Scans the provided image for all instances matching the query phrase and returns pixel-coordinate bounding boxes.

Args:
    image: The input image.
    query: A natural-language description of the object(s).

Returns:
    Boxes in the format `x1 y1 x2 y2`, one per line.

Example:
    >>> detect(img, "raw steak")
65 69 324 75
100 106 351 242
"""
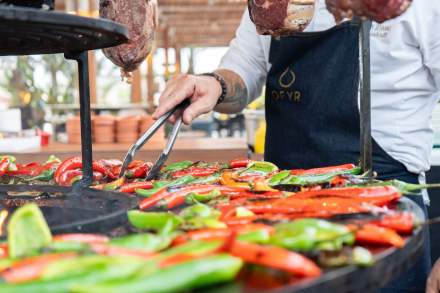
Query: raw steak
100 0 157 80
248 0 316 36
325 0 413 23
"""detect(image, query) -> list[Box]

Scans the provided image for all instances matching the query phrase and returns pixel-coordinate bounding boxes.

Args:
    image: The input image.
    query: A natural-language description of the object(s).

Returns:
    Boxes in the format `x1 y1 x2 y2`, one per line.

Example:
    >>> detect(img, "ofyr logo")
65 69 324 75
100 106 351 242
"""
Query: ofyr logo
271 66 301 102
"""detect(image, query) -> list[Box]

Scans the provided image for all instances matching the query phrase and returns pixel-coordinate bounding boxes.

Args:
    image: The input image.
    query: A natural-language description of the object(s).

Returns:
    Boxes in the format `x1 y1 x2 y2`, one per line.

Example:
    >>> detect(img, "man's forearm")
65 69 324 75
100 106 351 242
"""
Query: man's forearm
213 69 248 114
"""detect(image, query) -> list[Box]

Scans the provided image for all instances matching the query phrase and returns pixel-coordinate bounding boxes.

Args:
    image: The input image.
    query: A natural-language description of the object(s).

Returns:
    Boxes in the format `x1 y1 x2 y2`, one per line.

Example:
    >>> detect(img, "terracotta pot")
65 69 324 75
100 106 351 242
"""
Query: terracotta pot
116 116 140 143
138 115 165 143
93 115 115 144
66 116 81 144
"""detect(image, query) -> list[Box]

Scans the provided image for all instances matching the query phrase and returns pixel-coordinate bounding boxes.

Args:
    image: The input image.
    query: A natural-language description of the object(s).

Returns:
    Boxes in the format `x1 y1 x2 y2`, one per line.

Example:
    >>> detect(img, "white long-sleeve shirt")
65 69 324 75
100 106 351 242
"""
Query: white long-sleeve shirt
219 0 440 175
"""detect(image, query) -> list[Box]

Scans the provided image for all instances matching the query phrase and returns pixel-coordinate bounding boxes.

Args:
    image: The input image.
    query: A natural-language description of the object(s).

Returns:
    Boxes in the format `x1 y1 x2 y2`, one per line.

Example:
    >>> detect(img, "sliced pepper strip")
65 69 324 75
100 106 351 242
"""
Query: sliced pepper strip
0 253 77 284
53 234 110 244
0 158 10 177
290 164 359 176
139 185 254 210
93 177 125 191
119 182 154 194
172 167 218 178
352 224 405 248
230 158 251 169
220 171 251 190
371 212 414 235
229 241 321 277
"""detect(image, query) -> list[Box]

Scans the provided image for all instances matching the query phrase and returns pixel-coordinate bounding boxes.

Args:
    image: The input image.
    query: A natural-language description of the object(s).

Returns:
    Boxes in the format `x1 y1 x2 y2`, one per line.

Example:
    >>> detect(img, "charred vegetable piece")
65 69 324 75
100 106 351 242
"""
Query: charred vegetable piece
316 246 373 268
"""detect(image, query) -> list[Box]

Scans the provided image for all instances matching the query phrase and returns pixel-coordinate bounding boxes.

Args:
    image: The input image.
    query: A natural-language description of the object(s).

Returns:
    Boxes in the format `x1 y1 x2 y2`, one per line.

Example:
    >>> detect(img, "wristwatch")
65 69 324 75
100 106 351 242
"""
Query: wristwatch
199 72 227 105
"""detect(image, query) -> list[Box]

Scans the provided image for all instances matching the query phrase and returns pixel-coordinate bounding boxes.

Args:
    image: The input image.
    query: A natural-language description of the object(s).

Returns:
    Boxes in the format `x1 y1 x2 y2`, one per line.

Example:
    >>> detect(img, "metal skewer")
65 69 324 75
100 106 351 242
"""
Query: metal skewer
359 19 373 176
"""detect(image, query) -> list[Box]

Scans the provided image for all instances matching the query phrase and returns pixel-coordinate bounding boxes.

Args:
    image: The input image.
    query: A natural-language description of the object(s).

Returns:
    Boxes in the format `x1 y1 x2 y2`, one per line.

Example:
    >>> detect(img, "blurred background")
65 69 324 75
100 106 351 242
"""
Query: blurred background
0 0 265 155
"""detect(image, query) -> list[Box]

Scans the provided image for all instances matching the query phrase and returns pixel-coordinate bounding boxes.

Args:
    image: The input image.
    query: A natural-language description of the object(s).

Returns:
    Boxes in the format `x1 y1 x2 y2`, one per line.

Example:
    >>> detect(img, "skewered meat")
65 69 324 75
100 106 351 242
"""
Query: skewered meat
100 0 158 81
248 0 316 36
325 0 413 23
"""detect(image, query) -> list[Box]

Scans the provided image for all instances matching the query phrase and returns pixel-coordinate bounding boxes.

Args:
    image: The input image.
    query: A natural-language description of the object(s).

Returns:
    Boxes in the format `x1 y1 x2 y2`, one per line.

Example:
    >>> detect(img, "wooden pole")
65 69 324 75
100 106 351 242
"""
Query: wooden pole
175 45 181 76
147 53 155 111
163 27 170 80
87 51 97 104
131 70 142 104
87 0 97 104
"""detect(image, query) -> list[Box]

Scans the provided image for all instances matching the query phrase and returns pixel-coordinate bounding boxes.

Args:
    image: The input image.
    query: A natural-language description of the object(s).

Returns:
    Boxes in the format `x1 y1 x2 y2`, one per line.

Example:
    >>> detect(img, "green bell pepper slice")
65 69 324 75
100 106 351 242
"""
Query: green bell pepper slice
162 161 193 173
270 219 354 252
128 210 183 231
110 234 172 252
8 204 53 258
135 175 196 197
72 254 243 293
239 161 278 175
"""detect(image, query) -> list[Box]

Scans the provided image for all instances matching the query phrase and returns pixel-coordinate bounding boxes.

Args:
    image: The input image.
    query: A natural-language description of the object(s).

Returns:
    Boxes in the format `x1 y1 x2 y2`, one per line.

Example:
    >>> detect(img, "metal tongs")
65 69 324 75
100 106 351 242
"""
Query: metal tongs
120 101 188 180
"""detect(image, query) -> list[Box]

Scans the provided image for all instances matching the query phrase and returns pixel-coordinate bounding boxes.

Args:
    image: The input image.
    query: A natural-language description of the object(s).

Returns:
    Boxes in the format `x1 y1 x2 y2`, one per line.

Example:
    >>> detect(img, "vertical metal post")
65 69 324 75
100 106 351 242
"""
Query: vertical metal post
65 51 93 186
359 20 373 176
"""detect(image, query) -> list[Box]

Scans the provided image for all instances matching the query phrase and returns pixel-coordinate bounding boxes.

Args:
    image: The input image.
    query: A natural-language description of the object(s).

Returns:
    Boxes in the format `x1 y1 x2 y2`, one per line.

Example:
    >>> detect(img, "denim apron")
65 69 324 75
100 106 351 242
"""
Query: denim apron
264 21 430 292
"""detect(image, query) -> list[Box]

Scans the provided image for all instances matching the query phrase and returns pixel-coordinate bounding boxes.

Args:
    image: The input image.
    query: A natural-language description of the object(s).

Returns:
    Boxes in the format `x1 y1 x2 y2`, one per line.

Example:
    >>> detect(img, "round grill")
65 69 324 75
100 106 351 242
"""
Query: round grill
0 6 128 56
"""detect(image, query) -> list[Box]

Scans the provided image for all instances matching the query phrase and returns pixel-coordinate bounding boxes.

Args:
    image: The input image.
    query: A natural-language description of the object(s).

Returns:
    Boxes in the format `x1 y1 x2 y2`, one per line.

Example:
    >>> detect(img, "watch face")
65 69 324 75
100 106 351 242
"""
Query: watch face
0 0 54 10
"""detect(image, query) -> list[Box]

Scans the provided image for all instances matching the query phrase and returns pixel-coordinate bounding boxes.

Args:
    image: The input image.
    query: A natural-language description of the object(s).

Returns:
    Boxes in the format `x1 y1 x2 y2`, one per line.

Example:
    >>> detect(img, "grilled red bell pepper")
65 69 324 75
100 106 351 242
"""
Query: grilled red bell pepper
0 158 10 177
7 162 42 177
372 212 414 235
57 169 83 186
55 157 108 184
290 164 358 175
53 234 110 244
139 184 254 210
352 224 405 248
119 181 154 194
125 162 152 179
229 241 321 277
238 197 373 216
230 158 251 169
172 167 218 178
0 243 8 258
54 157 82 183
0 252 76 283
172 224 274 245
291 186 402 202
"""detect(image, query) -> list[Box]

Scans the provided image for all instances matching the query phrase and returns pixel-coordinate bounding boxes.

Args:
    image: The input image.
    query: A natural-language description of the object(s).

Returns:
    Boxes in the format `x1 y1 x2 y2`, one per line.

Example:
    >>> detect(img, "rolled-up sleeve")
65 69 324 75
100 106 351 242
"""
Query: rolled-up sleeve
219 9 268 102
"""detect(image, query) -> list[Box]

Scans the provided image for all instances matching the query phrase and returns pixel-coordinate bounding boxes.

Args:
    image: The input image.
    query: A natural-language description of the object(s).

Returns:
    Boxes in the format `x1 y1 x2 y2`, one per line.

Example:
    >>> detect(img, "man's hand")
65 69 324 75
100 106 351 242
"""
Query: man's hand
427 259 440 293
153 70 248 125
153 74 222 125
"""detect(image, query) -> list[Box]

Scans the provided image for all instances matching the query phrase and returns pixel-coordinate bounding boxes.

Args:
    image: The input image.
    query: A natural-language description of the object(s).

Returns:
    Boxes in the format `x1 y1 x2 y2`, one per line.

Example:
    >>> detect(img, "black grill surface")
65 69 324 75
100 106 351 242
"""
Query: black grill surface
0 6 128 56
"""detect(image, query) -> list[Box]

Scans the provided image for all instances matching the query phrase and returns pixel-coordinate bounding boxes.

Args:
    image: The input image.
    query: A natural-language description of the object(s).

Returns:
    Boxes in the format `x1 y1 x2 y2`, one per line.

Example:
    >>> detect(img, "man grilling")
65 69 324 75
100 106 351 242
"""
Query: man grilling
153 1 440 291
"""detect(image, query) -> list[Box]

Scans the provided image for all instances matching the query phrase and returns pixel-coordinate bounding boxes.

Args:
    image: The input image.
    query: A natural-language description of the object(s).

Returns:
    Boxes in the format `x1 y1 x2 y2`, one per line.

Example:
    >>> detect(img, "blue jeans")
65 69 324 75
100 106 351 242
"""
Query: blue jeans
379 194 431 293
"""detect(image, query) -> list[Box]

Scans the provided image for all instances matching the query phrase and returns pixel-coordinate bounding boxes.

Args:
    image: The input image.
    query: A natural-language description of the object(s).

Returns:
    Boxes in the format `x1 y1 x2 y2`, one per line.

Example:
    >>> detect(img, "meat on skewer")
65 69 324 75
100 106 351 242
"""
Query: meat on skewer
248 0 316 36
325 0 413 23
99 0 158 81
